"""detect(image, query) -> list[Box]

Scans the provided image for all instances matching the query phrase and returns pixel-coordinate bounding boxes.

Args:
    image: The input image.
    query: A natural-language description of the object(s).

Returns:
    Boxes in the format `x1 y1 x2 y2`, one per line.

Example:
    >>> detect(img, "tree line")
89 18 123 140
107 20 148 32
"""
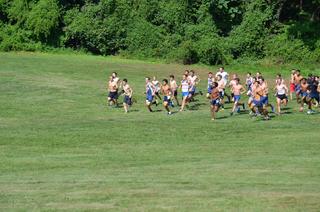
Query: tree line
0 0 319 65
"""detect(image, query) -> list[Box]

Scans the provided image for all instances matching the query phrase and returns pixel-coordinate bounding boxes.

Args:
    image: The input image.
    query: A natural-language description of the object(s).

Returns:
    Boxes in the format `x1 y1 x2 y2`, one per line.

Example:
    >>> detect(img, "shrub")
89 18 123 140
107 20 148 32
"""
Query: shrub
125 18 166 58
265 30 314 63
196 36 231 65
0 24 43 51
167 40 199 65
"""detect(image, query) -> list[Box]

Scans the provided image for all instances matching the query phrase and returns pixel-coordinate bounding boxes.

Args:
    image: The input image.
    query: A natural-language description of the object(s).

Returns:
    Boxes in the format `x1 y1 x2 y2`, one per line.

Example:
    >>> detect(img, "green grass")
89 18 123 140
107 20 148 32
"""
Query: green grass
0 52 320 211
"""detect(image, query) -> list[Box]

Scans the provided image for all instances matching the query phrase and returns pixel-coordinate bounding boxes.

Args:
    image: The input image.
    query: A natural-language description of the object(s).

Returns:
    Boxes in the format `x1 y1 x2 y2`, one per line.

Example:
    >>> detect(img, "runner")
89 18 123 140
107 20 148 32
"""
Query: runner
289 70 296 101
122 79 133 113
293 70 303 103
111 72 121 96
228 74 238 102
152 76 162 100
188 70 202 100
169 75 179 106
308 74 320 107
215 67 231 103
161 79 172 115
179 74 190 112
299 78 314 114
247 77 257 112
230 78 246 116
251 80 270 120
107 76 118 106
275 78 288 115
217 74 226 110
246 72 254 91
210 82 221 121
206 72 214 98
258 76 275 113
145 77 157 112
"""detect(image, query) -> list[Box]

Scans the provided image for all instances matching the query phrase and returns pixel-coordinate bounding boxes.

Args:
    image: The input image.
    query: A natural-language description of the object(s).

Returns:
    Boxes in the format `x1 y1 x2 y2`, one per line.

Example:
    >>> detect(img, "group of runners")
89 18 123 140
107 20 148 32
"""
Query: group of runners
107 67 320 120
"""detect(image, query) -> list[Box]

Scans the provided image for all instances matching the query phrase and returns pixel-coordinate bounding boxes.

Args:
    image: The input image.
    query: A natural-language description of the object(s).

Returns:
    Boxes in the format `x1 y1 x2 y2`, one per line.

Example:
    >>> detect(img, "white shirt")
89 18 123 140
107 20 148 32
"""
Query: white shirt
181 80 189 92
152 80 160 92
276 84 286 95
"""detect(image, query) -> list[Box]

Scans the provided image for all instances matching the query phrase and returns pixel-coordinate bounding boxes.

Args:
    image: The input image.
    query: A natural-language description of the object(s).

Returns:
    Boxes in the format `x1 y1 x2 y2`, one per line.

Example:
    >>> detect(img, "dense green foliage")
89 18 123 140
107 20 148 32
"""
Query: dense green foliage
0 0 320 64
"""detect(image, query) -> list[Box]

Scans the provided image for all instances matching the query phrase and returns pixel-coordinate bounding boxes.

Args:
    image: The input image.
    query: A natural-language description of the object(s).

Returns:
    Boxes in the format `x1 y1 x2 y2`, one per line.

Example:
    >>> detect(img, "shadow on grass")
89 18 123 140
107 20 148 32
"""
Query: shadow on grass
170 111 179 115
281 107 291 111
188 103 206 111
282 111 293 114
237 110 249 115
217 115 229 120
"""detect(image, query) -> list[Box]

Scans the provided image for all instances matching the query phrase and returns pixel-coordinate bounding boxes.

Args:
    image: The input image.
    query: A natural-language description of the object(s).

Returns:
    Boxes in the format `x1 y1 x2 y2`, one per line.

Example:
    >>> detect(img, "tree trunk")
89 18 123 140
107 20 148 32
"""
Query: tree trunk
275 0 286 21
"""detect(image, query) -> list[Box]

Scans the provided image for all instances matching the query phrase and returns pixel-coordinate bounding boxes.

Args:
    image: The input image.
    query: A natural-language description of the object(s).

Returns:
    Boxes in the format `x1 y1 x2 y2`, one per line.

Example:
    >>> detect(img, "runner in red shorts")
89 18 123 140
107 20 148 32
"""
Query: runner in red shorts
289 69 296 101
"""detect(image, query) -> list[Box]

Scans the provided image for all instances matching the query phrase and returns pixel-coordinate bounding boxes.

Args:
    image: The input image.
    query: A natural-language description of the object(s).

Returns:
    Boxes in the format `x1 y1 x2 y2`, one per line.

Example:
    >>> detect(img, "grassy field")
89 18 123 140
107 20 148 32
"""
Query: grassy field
0 52 320 211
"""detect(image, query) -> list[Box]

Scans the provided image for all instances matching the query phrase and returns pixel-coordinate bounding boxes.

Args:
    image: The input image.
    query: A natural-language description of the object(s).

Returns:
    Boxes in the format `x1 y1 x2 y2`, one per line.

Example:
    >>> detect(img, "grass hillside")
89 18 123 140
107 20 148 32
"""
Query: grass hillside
0 52 319 211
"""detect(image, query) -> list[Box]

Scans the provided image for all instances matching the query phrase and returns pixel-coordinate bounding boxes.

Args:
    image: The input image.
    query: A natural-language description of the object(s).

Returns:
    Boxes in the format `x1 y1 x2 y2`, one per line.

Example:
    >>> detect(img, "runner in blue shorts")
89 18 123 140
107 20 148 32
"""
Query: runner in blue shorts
180 74 190 112
145 77 157 112
161 79 172 115
206 72 214 98
258 76 275 113
210 82 221 121
299 78 314 114
293 70 303 103
251 80 270 120
107 76 118 106
122 79 133 113
230 78 246 116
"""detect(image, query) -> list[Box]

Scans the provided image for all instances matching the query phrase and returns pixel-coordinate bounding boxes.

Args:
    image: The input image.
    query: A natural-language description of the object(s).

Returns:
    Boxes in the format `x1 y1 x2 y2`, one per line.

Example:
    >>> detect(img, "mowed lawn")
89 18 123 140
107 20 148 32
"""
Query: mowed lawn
0 52 320 211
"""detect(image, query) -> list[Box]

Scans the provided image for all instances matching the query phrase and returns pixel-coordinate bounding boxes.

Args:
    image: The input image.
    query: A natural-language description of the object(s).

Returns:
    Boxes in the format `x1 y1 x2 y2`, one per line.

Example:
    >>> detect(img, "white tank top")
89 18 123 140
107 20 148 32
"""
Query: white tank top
152 80 160 91
277 85 286 95
181 80 189 92
208 78 213 88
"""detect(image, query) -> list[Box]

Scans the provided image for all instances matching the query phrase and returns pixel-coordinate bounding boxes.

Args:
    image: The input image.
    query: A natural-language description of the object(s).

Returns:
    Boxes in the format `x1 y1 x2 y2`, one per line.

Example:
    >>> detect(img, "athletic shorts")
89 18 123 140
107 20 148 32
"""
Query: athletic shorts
219 91 224 98
211 99 220 106
146 95 154 103
260 96 269 105
277 94 287 101
234 95 241 102
300 92 309 98
310 93 320 102
189 88 196 96
207 87 212 94
246 84 252 91
108 91 118 100
295 84 301 94
123 95 132 105
172 90 178 97
182 91 189 97
290 83 295 92
163 96 171 102
253 99 263 107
